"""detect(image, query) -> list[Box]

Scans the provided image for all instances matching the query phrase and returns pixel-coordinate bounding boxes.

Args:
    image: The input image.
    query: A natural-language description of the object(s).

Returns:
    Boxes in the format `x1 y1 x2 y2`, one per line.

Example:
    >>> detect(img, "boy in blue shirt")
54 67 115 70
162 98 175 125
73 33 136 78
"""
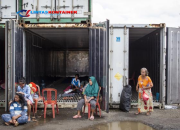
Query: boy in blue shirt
71 74 81 93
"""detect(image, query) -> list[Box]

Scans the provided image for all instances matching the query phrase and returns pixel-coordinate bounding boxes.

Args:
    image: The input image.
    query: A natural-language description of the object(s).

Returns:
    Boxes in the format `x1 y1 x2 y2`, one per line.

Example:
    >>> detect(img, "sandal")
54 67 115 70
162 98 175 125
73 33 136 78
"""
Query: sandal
90 116 94 120
73 115 81 119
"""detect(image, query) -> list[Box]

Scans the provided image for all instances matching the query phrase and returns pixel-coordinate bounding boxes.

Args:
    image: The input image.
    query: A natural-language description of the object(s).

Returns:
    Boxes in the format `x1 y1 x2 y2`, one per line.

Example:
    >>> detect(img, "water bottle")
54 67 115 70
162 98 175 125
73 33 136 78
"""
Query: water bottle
156 93 159 101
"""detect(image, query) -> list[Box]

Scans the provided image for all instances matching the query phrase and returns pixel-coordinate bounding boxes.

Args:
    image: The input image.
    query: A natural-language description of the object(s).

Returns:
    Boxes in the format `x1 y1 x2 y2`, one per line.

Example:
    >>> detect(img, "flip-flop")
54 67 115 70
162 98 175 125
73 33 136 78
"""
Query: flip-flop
90 116 94 120
73 115 81 119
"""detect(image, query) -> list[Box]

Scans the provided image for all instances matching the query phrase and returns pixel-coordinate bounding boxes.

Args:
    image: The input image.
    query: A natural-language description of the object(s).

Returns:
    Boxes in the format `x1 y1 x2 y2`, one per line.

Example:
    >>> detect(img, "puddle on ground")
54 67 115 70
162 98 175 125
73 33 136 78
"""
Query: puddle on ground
79 121 155 130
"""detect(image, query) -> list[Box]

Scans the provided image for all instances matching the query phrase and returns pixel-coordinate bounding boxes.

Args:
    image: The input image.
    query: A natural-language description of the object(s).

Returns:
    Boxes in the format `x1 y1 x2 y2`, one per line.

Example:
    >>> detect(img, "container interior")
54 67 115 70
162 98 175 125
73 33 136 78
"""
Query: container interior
129 28 161 103
25 28 90 101
0 28 5 101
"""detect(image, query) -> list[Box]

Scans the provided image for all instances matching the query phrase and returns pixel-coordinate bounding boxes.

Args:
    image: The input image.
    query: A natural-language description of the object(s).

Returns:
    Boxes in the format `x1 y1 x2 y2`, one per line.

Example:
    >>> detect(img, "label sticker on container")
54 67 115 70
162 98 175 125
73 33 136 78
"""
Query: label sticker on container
114 72 122 81
116 37 120 42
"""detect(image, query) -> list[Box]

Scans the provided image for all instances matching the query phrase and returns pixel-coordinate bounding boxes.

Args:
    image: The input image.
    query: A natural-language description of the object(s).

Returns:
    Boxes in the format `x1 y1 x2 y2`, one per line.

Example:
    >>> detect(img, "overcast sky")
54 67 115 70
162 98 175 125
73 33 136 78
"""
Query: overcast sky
92 0 180 27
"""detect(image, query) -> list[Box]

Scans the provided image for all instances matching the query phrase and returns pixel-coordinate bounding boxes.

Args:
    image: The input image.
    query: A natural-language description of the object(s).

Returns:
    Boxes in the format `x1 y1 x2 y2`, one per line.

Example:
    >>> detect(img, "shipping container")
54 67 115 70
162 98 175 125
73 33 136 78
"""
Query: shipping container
109 24 180 109
21 0 92 24
0 0 92 25
2 20 109 112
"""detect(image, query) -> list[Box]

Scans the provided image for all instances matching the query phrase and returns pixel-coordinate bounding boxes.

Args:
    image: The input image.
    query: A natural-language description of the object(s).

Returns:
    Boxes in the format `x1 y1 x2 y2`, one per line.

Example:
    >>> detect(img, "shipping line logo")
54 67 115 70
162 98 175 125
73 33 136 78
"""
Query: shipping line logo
16 10 78 17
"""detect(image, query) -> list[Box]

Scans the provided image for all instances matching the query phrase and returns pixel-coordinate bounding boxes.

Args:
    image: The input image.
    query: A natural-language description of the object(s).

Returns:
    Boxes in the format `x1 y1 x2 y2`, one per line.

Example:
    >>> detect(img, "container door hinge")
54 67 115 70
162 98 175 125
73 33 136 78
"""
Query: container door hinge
110 68 113 70
110 50 113 53
110 25 113 35
110 86 113 88
123 68 126 71
124 25 127 35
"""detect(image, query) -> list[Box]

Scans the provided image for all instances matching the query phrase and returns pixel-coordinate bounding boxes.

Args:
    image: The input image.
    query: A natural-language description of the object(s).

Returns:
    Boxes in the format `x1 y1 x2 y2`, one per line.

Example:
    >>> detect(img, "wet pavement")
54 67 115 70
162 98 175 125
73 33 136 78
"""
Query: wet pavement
0 107 180 130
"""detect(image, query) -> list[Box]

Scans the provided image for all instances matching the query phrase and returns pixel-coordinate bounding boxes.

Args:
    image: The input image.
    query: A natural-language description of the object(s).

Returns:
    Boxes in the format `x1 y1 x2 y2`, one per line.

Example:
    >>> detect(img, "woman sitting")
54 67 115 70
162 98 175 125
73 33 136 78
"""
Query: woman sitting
73 76 99 120
2 93 28 126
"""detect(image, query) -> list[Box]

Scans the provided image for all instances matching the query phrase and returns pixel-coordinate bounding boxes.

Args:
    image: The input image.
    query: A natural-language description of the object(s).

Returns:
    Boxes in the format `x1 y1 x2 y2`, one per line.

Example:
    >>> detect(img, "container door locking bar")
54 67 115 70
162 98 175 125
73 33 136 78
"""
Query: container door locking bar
56 0 69 21
36 0 40 21
71 0 74 21
56 5 70 21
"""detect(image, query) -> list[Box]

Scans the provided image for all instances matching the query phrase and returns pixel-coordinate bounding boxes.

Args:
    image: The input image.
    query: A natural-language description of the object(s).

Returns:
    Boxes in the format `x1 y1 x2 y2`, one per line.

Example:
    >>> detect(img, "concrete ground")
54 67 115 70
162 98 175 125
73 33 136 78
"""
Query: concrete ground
0 107 180 130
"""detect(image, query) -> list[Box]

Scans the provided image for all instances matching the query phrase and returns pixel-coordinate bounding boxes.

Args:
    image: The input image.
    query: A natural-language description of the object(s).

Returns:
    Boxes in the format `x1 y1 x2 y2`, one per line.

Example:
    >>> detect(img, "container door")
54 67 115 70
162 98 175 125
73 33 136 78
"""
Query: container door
167 28 180 104
109 26 129 105
0 0 17 23
89 20 109 112
22 0 55 19
5 20 23 111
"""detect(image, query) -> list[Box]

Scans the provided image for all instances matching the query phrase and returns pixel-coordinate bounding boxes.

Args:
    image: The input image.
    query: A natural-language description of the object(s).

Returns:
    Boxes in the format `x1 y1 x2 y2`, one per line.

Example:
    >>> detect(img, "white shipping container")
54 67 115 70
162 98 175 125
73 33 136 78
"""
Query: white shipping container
109 24 167 108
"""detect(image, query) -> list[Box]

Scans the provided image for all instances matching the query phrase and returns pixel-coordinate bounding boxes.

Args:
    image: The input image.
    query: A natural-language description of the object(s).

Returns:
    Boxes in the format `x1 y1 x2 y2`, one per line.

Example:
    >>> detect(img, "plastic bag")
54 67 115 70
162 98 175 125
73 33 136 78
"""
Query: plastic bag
119 85 132 112
143 90 149 101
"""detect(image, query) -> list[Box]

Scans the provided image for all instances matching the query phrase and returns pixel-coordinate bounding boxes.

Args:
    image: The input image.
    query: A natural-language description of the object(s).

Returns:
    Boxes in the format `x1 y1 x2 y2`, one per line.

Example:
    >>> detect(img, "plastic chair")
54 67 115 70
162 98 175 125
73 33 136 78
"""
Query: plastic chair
83 86 101 119
34 85 43 113
42 88 59 118
129 72 135 86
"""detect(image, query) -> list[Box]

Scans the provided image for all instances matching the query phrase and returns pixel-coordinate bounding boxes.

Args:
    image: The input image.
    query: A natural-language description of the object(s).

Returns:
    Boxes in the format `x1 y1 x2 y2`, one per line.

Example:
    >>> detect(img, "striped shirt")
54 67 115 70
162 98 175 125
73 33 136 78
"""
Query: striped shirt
71 78 80 88
10 102 28 116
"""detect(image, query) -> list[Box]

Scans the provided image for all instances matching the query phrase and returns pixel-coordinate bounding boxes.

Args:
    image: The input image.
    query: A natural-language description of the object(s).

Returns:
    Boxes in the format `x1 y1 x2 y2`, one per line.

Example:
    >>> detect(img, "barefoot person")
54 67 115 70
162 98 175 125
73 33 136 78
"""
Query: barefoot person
135 68 153 116
71 74 81 93
73 76 99 120
16 78 33 121
1 93 28 126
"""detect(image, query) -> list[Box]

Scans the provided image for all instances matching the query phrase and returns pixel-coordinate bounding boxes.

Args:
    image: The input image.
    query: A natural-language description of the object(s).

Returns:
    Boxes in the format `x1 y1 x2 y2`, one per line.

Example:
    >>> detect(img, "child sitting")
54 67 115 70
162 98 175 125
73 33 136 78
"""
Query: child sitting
2 93 28 126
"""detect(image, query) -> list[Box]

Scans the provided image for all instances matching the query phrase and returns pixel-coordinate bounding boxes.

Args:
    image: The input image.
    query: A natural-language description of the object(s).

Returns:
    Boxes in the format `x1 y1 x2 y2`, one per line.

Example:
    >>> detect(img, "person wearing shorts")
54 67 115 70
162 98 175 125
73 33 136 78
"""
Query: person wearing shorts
16 78 33 121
